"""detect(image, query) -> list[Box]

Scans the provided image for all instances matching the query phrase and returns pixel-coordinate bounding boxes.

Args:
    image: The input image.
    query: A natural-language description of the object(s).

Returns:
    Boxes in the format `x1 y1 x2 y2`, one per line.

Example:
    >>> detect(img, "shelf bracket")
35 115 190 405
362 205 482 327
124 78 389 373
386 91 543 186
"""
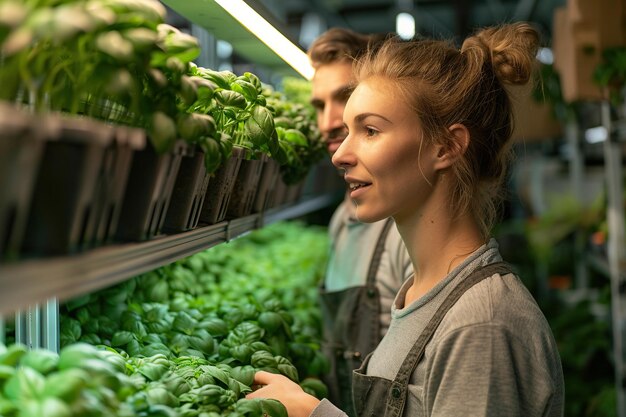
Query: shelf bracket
14 298 59 352
42 298 59 353
15 305 41 349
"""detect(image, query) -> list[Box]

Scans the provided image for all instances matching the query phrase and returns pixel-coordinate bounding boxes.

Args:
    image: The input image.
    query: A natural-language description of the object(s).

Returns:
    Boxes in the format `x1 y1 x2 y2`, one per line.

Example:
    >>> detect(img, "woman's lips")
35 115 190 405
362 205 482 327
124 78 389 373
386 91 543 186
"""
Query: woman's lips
349 183 371 199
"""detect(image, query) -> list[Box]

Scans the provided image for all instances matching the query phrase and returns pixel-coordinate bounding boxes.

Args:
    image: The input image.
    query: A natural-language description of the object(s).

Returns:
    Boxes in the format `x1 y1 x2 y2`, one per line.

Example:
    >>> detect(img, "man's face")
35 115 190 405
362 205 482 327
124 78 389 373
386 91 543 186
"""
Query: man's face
310 61 353 156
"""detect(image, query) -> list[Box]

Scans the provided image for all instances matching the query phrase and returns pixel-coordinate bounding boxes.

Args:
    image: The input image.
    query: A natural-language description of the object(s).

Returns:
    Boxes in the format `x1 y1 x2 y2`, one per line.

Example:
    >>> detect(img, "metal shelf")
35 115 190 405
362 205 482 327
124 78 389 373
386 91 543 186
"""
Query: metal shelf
0 193 341 316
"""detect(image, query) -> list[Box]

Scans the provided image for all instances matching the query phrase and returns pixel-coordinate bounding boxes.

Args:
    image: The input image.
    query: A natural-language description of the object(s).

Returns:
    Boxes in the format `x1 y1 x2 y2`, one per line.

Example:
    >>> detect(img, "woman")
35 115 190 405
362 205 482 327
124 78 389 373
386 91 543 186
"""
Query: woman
247 22 564 417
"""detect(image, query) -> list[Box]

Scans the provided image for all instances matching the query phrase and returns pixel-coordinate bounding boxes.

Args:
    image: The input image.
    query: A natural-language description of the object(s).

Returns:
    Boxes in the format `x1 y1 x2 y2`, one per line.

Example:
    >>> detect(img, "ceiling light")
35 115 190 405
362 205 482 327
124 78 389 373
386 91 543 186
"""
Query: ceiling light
213 0 314 80
396 12 415 40
217 40 233 59
536 47 554 65
585 126 607 144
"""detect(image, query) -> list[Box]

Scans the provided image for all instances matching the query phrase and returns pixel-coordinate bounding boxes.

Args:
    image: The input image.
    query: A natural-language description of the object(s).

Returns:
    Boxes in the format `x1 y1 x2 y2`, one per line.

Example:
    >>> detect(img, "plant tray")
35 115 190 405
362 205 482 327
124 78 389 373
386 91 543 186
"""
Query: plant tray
21 115 116 256
267 174 288 209
226 153 267 219
284 180 306 205
252 158 280 213
199 146 244 225
87 126 146 247
163 147 211 233
0 103 47 260
115 141 187 242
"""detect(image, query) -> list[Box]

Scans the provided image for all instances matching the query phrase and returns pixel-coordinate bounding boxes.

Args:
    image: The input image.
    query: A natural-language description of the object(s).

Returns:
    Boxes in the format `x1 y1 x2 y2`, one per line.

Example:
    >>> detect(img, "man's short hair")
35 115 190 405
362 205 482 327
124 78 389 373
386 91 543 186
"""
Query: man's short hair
307 27 387 69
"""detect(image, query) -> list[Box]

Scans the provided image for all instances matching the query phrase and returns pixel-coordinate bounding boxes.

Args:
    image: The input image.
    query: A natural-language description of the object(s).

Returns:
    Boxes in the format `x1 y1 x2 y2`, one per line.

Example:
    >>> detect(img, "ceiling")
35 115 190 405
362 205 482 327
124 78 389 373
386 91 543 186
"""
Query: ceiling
260 0 566 47
162 0 566 80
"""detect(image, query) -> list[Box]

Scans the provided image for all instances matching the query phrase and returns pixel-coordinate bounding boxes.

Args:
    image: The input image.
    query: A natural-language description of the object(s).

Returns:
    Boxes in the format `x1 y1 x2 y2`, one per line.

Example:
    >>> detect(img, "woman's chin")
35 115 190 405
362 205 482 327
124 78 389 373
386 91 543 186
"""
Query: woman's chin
354 208 387 224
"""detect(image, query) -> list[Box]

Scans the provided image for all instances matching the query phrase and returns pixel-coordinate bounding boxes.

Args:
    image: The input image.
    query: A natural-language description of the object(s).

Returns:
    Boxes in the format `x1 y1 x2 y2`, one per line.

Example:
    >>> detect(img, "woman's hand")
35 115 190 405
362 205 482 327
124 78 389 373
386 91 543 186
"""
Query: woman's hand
246 371 320 417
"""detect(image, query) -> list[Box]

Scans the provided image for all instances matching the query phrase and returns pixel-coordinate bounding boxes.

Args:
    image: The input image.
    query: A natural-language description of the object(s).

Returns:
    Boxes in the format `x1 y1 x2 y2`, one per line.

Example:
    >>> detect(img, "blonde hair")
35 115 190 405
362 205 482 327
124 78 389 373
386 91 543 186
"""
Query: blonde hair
354 22 539 239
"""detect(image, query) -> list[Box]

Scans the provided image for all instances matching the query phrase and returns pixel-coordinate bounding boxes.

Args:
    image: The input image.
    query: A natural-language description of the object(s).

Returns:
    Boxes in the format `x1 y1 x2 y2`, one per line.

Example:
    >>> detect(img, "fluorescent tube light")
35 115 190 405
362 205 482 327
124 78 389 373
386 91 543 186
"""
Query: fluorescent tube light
214 0 314 80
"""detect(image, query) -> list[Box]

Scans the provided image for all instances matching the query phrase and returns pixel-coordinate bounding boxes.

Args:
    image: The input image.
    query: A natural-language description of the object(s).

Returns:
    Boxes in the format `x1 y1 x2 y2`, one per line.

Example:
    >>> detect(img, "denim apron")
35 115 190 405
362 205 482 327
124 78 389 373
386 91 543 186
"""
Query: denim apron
351 262 512 417
320 218 394 417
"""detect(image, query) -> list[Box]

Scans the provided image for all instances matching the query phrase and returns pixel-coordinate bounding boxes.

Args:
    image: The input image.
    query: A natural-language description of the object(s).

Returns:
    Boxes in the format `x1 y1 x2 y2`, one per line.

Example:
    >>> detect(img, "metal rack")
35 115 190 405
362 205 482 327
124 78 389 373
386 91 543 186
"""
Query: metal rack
0 192 341 350
600 100 626 416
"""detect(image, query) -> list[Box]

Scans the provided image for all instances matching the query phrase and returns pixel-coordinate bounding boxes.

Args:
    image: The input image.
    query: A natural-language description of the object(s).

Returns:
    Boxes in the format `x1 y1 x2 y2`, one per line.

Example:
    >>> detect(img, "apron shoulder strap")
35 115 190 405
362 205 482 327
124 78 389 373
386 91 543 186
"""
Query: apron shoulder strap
365 218 395 286
393 261 513 385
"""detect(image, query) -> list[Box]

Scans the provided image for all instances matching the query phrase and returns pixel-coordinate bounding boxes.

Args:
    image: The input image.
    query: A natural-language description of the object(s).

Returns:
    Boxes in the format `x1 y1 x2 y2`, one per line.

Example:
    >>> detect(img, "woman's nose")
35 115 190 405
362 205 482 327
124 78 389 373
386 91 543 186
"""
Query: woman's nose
331 135 354 169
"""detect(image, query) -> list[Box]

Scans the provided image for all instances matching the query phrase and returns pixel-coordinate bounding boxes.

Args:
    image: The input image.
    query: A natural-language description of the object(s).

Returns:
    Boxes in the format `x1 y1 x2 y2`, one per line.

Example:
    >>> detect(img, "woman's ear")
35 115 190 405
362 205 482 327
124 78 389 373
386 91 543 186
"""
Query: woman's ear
433 123 470 170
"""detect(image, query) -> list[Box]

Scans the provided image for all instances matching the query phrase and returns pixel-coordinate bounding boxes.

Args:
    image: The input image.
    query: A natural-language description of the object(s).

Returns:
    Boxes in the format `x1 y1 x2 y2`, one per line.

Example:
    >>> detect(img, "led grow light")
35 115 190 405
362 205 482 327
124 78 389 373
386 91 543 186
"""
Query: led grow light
214 0 314 80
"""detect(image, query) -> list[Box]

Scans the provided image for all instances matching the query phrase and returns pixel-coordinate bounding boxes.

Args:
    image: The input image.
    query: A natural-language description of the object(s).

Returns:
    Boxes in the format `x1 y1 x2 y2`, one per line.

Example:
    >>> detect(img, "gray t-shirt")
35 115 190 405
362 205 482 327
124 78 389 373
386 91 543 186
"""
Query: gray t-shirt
325 200 412 337
312 239 564 417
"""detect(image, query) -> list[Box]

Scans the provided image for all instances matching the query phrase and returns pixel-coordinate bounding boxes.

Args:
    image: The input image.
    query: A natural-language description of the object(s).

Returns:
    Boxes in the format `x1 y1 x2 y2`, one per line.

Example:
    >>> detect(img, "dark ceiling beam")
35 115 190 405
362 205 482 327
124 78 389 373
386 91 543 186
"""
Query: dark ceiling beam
513 0 539 21
332 0 456 37
336 3 389 16
416 10 455 38
309 0 352 28
282 0 352 29
485 0 506 21
452 0 471 40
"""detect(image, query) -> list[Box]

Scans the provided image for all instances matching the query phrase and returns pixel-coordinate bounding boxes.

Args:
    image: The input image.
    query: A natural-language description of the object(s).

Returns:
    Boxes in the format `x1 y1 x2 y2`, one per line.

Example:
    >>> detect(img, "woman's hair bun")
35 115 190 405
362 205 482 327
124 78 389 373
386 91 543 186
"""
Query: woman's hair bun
461 22 540 85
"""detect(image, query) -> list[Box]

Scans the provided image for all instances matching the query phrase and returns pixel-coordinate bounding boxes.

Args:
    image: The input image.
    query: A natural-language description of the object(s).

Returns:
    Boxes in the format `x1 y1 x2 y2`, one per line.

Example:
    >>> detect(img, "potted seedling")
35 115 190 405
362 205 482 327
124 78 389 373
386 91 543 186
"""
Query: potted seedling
0 0 129 254
226 71 283 218
0 0 225 247
265 88 326 206
188 67 285 223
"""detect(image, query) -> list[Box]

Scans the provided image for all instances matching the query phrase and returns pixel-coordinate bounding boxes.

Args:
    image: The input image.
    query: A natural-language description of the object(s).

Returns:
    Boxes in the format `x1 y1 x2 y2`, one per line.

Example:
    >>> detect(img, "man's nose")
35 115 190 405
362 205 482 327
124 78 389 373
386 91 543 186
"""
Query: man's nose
320 103 344 135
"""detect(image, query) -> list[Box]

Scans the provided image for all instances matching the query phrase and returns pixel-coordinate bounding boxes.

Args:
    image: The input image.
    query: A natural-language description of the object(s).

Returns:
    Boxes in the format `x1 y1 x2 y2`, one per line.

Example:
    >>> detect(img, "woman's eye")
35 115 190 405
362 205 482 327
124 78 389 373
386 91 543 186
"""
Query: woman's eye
365 127 378 137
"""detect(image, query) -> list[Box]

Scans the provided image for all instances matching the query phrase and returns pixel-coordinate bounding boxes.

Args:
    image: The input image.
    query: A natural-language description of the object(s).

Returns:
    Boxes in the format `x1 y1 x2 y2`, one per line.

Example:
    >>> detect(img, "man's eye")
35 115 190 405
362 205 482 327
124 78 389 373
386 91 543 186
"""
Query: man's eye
336 87 353 104
310 101 324 111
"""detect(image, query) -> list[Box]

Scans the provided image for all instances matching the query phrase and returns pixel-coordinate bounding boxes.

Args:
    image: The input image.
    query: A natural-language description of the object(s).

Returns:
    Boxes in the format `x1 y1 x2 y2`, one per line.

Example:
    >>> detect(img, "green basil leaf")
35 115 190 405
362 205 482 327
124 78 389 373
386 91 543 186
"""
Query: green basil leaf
229 365 255 386
4 366 45 400
42 368 88 402
260 398 288 417
201 139 222 174
148 111 177 154
96 31 134 62
231 79 258 102
282 129 307 146
243 72 262 92
244 106 275 148
120 27 157 51
215 90 247 109
112 330 135 347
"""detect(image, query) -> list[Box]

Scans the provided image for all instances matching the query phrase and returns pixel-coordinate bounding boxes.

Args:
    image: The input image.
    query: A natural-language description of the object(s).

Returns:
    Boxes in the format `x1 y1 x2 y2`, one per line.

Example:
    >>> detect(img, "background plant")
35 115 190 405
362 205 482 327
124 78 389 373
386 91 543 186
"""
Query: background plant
594 46 626 106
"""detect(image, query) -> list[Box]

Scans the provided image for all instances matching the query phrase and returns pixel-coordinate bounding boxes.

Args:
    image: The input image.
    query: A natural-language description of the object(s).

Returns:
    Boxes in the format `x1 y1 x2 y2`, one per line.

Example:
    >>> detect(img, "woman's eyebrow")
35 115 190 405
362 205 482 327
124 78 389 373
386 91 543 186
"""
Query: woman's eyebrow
354 112 392 123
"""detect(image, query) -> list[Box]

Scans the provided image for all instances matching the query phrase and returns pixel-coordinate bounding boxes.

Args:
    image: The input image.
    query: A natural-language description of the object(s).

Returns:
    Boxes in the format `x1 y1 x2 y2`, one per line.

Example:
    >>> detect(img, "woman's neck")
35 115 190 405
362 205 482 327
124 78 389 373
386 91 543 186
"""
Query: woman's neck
395 207 484 305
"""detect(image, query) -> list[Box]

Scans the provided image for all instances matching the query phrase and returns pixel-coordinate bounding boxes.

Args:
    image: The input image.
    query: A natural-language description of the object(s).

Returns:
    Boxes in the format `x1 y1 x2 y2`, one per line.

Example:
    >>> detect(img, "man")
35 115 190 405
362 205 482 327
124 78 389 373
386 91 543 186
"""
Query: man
308 28 412 417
